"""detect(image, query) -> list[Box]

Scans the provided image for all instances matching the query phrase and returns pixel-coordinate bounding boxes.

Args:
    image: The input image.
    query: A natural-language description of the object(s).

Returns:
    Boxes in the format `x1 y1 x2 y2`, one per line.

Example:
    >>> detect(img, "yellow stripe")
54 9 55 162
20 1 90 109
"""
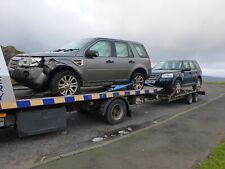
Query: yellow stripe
130 90 136 95
140 90 145 94
75 95 84 101
30 99 43 106
92 94 100 100
106 92 113 98
1 102 17 109
54 97 65 104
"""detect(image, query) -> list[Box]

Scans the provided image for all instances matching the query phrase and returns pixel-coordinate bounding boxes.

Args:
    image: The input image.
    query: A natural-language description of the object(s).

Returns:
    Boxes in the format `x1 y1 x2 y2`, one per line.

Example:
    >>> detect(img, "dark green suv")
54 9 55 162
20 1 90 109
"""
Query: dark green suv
147 60 202 94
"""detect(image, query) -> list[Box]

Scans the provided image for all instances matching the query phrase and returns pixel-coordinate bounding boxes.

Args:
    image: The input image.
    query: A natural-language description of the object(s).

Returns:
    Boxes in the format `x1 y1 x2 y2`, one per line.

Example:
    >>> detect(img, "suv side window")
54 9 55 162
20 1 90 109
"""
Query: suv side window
189 61 197 70
133 44 148 58
89 41 111 57
193 61 201 69
183 61 191 69
115 42 129 58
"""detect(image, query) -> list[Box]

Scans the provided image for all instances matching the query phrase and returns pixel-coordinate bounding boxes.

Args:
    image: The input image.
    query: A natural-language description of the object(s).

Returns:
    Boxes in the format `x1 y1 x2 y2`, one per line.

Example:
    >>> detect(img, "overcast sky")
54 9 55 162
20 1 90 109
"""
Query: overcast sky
0 0 225 77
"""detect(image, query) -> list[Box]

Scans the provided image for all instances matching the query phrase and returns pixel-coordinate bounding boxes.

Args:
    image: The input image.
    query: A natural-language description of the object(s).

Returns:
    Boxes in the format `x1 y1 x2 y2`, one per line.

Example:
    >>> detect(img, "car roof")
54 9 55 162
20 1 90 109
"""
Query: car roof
162 60 197 62
92 37 143 45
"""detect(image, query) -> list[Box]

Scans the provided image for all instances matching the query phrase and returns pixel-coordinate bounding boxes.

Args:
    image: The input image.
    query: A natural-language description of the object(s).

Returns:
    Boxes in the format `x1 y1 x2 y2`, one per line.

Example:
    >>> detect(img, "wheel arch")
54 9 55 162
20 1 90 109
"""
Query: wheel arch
46 66 83 87
175 76 183 83
130 67 147 79
198 75 202 84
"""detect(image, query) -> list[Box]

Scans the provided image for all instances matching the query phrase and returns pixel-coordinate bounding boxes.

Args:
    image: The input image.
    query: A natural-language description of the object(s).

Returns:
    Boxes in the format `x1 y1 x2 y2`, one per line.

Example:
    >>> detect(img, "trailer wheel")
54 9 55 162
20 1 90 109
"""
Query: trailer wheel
105 99 127 125
193 93 199 102
186 94 193 104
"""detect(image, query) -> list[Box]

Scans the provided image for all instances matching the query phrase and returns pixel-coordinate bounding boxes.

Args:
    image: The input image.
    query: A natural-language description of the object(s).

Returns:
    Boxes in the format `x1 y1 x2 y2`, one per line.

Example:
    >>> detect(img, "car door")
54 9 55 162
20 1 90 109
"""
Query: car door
83 40 115 82
189 61 198 83
182 61 193 84
110 41 133 82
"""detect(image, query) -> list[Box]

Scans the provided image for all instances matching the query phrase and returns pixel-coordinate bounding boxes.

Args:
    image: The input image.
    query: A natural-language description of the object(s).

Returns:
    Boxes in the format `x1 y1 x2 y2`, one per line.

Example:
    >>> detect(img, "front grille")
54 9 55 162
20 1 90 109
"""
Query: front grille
9 59 19 69
148 74 161 80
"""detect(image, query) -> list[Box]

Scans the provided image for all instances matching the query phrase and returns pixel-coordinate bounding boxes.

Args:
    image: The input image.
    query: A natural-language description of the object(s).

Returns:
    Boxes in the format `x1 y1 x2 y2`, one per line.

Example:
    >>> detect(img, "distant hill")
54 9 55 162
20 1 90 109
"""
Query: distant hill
0 45 23 64
203 76 225 82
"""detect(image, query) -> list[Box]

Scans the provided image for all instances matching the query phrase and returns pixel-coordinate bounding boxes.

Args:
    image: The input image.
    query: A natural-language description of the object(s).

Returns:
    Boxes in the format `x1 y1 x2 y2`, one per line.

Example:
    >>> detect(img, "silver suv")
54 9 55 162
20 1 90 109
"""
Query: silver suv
8 38 152 96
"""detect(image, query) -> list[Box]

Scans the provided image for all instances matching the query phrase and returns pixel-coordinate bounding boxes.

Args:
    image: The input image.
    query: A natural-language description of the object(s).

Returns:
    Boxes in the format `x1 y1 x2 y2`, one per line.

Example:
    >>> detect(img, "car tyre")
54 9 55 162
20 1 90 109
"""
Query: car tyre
50 70 81 96
172 79 182 94
193 93 199 102
193 77 201 91
104 99 127 125
128 72 146 90
186 94 193 104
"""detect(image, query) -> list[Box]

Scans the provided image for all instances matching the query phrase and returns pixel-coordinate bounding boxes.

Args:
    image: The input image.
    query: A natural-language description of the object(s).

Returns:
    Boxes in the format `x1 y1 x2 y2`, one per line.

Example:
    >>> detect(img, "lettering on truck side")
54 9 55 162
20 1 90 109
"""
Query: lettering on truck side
0 76 4 101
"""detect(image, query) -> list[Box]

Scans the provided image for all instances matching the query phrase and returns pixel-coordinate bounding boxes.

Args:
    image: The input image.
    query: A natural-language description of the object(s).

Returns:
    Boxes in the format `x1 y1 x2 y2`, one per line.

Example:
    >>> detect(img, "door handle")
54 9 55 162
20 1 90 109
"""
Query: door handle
106 60 114 63
129 60 135 64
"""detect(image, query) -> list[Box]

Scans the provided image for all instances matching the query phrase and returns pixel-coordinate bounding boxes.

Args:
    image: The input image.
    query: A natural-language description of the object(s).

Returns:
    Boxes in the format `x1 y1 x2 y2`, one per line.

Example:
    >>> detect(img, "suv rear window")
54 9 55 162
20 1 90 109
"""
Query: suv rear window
133 44 148 58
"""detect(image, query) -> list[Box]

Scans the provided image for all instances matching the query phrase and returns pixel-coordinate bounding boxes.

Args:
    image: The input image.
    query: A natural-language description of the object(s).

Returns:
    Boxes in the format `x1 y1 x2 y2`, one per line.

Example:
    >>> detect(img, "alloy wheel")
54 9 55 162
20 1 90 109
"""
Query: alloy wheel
58 75 78 95
133 75 144 90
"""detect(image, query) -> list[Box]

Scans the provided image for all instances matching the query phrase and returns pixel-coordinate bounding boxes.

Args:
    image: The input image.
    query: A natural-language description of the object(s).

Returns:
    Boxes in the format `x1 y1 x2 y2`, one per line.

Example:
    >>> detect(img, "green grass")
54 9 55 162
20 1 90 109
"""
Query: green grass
199 141 225 169
205 82 225 86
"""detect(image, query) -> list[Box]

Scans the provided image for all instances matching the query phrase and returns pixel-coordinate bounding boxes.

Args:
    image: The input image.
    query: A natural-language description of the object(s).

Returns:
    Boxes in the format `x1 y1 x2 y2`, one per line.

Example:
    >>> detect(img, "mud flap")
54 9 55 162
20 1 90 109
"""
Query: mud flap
16 106 67 137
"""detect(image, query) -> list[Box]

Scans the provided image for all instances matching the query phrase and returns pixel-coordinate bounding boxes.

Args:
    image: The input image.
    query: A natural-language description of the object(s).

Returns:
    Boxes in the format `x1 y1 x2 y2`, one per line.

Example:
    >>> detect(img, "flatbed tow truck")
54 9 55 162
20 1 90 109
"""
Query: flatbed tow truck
0 49 205 137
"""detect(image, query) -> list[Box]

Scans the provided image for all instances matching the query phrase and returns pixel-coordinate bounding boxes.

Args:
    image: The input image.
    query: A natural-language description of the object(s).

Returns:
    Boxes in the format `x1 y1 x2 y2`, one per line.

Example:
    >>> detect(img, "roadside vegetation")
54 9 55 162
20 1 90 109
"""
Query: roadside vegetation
205 82 225 86
198 141 225 169
1 45 23 85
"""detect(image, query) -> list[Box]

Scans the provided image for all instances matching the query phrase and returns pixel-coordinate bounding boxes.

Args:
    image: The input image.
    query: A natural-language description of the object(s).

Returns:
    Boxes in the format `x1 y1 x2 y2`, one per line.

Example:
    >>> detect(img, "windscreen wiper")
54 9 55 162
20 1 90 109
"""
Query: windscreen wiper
53 49 66 52
64 48 79 52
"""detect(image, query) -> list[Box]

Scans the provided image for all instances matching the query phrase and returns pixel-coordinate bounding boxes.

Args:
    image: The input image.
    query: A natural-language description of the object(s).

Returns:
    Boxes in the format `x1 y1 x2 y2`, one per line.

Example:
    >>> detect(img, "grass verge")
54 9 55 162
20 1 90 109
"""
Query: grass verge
205 82 225 86
198 141 225 169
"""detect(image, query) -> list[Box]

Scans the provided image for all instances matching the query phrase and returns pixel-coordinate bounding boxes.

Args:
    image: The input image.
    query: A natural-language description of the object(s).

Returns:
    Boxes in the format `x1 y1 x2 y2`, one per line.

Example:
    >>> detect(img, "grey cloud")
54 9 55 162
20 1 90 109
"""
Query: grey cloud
0 0 225 77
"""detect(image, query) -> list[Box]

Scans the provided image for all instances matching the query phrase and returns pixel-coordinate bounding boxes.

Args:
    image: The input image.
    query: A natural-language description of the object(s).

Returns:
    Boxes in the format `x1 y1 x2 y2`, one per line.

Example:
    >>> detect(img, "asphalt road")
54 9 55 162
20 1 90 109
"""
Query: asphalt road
34 86 225 169
0 84 224 169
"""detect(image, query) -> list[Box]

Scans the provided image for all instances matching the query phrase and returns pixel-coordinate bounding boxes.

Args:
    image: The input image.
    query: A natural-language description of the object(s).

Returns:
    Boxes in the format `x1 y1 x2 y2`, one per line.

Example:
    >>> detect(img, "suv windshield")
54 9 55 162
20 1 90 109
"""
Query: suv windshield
55 38 92 52
154 61 182 70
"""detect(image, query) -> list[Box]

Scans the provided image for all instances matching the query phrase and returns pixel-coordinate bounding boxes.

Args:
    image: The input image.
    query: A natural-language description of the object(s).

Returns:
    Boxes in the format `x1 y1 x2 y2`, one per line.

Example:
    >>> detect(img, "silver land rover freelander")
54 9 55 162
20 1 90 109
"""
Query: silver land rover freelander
8 38 152 96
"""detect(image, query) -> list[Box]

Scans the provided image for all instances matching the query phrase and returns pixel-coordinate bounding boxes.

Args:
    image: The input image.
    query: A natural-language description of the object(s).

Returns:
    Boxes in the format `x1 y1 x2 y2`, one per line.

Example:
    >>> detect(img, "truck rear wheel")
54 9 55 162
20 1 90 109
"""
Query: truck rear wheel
104 99 127 125
50 70 81 96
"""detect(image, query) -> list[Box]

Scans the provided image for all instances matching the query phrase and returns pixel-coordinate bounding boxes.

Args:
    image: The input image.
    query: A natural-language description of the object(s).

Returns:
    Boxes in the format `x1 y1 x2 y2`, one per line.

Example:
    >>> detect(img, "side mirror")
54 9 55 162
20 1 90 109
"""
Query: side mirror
86 50 99 58
182 68 191 72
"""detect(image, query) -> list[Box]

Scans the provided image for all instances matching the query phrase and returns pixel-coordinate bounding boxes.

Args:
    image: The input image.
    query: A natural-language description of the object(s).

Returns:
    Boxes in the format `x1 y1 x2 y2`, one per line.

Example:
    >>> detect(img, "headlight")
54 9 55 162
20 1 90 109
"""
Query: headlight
161 73 174 78
18 57 42 67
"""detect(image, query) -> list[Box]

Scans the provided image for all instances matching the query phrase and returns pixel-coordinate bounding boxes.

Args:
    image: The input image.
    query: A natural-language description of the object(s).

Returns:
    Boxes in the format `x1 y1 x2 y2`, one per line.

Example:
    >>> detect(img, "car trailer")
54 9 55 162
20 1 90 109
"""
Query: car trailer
0 49 205 137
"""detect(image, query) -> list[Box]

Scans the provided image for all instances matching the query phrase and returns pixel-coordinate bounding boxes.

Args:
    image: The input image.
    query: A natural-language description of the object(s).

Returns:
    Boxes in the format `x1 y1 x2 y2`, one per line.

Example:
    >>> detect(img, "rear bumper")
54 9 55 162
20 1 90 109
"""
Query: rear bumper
9 67 47 90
